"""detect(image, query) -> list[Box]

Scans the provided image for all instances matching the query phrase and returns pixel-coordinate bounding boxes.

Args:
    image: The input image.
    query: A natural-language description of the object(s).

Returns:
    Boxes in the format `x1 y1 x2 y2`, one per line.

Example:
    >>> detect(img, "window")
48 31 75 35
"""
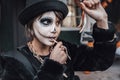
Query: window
60 0 82 27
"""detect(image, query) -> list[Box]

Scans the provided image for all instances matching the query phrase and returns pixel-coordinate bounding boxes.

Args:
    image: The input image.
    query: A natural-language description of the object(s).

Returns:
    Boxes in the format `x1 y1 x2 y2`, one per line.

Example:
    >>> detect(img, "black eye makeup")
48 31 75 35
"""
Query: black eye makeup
40 17 53 26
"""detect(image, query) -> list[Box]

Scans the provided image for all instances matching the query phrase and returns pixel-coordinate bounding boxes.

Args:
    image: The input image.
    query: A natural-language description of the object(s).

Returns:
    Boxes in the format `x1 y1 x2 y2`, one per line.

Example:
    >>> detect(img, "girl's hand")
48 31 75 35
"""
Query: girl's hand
80 0 108 29
50 42 67 64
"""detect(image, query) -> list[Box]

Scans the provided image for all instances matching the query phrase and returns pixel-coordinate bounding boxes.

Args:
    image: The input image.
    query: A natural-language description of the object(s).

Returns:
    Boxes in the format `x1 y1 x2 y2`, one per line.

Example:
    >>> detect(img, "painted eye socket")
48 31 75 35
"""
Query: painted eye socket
40 18 53 26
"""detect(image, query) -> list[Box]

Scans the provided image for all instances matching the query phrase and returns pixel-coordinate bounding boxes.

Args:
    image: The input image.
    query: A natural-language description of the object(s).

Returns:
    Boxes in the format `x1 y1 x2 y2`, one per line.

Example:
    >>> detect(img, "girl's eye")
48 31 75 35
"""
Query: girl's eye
40 18 52 25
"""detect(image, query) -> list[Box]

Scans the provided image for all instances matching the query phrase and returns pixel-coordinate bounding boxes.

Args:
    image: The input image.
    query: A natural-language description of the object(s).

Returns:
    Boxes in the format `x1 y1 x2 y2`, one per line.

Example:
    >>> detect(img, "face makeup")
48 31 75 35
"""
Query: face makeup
33 11 61 46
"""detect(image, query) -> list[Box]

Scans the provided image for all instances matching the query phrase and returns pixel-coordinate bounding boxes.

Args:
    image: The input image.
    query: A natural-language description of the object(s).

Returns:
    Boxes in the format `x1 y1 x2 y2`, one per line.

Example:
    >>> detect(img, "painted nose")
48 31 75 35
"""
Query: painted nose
51 26 57 33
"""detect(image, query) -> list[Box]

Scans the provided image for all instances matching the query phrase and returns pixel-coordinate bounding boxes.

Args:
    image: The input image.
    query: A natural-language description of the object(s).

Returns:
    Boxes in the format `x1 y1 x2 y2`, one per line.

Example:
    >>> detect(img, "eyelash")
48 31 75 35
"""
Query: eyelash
40 18 53 26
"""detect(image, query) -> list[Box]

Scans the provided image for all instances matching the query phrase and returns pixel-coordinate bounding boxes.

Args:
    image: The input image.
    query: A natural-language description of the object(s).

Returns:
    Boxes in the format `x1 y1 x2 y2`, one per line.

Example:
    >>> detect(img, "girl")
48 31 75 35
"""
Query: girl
1 0 116 80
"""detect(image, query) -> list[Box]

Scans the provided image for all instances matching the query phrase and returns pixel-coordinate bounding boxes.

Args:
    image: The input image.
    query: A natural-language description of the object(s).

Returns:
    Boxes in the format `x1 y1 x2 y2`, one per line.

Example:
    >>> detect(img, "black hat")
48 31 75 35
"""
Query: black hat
18 0 68 25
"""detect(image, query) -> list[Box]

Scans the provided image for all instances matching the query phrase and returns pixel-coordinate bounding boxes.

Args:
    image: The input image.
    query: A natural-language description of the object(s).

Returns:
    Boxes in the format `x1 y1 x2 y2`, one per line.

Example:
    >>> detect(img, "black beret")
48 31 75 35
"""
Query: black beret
18 0 68 25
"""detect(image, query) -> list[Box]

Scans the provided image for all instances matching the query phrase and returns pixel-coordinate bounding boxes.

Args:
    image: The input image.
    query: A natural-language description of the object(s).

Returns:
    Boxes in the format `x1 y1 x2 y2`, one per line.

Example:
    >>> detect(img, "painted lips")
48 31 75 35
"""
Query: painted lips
48 37 57 42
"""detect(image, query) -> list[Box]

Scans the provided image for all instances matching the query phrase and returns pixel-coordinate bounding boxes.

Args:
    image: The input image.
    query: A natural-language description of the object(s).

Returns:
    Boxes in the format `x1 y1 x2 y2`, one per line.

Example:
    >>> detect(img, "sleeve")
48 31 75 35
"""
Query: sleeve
92 21 116 42
1 51 65 80
1 55 34 80
71 22 116 71
1 57 23 80
34 58 65 80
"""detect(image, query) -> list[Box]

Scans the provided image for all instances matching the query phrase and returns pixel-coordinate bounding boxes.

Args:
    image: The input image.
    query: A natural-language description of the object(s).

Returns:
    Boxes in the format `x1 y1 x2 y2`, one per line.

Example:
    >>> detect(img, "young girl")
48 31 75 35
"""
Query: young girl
1 0 116 80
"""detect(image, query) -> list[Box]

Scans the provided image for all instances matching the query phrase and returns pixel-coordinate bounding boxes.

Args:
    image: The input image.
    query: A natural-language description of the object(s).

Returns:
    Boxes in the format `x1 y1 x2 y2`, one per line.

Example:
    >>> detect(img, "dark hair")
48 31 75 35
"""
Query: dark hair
25 11 64 41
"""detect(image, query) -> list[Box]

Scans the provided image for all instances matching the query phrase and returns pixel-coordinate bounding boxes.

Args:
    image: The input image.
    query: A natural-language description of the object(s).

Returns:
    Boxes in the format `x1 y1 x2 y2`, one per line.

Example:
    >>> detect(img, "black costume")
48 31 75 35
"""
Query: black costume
0 22 116 80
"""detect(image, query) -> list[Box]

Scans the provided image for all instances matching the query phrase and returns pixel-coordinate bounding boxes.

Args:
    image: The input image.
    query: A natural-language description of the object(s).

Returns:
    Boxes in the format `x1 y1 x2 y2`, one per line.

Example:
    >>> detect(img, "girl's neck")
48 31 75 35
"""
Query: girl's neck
28 38 50 56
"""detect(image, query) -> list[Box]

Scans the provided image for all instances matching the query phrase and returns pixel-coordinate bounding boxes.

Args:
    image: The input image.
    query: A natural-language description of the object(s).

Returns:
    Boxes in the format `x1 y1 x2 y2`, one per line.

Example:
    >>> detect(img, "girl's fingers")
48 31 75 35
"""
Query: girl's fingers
83 0 100 9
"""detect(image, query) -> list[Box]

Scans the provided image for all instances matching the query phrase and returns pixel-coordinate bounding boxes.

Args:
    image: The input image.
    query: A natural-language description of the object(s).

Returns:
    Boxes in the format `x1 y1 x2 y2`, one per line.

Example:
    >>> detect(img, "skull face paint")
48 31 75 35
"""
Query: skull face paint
33 11 61 46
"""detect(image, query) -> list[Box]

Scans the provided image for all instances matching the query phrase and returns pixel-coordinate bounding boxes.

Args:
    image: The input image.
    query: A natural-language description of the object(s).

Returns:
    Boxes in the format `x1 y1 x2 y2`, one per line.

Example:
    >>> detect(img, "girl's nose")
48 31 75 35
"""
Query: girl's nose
51 26 57 33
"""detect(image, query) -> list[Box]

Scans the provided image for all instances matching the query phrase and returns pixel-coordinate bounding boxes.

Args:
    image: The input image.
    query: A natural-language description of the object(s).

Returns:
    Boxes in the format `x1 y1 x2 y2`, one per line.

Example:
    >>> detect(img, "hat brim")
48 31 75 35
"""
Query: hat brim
18 0 68 25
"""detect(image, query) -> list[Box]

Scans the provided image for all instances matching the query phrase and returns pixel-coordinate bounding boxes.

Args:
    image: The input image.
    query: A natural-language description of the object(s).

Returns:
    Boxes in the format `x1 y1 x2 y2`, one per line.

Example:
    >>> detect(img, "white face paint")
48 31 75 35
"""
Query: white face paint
33 11 61 46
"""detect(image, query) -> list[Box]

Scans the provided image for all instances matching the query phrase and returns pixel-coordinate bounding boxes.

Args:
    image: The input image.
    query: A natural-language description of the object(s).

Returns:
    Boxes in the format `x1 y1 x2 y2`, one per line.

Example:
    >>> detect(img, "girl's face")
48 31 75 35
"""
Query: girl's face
33 11 61 46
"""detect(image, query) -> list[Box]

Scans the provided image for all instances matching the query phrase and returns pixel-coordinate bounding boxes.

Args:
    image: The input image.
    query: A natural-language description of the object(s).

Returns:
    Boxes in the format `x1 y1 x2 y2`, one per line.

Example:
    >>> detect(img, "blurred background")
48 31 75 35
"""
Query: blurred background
0 0 120 80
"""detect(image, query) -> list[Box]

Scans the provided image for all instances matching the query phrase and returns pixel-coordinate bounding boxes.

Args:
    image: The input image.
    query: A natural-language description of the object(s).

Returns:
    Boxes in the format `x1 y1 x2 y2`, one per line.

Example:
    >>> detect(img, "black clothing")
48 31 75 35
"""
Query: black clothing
116 32 120 41
0 22 116 80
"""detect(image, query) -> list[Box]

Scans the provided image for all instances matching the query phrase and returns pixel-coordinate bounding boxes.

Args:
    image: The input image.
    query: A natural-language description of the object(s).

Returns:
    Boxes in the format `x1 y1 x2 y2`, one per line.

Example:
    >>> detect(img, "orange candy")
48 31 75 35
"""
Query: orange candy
116 41 120 48
87 41 94 47
83 71 91 74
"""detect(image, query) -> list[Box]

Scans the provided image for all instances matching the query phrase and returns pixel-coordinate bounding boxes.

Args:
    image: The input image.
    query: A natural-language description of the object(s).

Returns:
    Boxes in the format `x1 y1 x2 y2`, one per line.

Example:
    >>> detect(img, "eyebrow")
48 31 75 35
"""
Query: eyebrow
39 16 53 20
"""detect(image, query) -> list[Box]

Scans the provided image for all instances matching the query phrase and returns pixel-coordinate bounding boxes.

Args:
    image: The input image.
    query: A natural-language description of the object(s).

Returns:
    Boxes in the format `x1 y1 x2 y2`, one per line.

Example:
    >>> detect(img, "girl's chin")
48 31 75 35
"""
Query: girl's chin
45 41 55 46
